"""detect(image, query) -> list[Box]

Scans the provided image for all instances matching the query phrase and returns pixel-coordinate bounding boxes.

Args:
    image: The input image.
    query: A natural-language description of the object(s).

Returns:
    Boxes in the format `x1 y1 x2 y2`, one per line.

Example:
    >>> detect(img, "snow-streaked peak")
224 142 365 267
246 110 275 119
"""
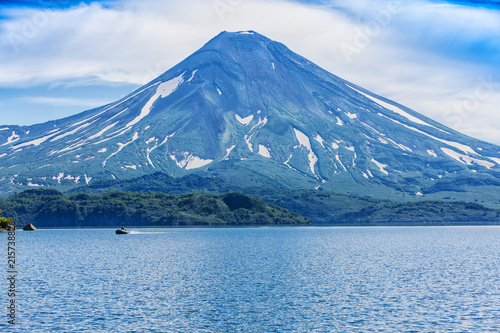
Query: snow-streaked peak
0 30 499 200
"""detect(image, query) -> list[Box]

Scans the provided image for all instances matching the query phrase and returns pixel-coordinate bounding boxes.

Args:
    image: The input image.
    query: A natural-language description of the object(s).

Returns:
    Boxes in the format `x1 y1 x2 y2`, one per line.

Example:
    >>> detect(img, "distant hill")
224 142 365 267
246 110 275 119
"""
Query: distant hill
0 189 310 228
62 172 500 225
244 188 500 225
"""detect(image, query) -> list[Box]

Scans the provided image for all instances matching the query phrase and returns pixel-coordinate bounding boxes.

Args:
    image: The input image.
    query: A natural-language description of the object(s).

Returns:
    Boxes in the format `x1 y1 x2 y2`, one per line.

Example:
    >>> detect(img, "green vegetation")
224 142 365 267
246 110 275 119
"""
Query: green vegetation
64 172 500 225
245 188 500 224
0 208 14 231
1 172 499 228
0 189 310 228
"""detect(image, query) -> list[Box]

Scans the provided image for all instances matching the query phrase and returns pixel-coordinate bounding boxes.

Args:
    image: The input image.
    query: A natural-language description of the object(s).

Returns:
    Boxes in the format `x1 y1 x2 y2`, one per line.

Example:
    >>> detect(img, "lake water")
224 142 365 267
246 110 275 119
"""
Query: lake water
2 226 500 332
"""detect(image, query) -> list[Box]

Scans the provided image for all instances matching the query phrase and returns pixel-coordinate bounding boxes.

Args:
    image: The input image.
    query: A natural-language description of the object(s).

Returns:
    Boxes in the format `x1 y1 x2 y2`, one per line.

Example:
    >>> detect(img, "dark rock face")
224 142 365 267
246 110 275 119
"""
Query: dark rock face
23 223 37 231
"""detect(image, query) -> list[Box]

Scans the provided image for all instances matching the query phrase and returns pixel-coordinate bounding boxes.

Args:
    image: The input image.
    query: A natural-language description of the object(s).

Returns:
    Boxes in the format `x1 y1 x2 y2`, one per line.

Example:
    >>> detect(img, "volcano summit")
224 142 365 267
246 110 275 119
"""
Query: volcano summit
1 31 499 203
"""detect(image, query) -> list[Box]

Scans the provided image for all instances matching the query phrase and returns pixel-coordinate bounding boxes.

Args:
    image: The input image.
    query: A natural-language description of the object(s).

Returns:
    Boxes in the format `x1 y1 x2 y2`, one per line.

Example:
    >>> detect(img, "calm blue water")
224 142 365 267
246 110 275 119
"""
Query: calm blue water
2 226 500 332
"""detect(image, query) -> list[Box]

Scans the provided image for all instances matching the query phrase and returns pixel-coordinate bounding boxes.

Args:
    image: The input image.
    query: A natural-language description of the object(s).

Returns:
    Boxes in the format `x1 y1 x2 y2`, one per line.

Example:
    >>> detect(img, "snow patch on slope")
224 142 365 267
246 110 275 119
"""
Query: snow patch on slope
250 116 267 132
348 85 448 133
441 148 495 169
371 158 389 175
53 172 64 184
11 131 60 149
50 122 94 142
222 145 236 160
103 132 139 167
258 145 271 158
126 73 184 128
244 116 268 152
293 128 318 176
1 131 20 146
58 126 132 155
188 70 198 82
170 152 213 170
235 114 254 126
284 154 293 168
146 131 177 168
315 135 325 148
345 112 357 119
378 113 476 155
335 154 347 172
386 138 413 152
245 135 253 152
88 122 119 141
64 174 80 184
427 150 437 157
105 108 128 123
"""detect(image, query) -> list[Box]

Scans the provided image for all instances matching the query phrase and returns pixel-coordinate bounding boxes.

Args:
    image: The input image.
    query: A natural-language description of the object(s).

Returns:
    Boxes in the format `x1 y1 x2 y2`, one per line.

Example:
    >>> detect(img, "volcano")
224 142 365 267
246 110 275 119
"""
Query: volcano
1 31 499 203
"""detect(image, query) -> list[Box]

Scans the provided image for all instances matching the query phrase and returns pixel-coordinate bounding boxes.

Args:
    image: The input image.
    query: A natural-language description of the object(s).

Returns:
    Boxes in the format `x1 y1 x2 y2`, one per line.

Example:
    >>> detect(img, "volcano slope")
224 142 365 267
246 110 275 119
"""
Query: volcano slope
1 31 499 207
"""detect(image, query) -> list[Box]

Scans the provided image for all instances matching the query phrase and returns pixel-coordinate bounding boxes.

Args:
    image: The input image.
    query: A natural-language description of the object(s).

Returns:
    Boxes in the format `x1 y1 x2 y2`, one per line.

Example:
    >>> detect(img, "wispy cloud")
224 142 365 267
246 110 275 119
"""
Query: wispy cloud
0 0 499 144
21 96 111 107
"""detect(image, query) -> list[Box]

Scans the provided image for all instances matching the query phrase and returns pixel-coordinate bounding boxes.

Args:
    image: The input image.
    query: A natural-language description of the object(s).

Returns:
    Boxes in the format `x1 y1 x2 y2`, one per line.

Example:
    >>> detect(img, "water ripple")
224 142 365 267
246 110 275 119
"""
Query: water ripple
3 226 499 332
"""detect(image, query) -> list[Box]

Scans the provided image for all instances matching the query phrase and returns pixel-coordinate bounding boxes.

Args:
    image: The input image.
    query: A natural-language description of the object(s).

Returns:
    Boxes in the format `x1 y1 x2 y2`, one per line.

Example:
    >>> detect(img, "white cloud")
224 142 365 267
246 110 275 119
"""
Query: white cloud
21 96 112 107
0 0 499 144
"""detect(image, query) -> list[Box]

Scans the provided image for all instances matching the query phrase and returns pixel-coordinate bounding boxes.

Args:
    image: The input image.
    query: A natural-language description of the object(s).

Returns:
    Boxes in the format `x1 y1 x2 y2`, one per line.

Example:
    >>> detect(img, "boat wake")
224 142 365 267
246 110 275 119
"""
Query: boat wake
127 231 169 235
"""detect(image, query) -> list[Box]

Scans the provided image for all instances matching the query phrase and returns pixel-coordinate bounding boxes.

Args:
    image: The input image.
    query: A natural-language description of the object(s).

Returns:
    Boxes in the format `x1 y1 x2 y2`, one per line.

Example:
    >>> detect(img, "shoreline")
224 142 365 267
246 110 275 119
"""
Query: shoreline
8 221 500 231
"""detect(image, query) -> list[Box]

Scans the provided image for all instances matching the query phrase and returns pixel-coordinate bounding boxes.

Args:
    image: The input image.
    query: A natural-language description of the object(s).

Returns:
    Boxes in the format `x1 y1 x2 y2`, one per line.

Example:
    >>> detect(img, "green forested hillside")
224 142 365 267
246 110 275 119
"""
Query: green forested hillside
0 189 310 228
245 188 500 224
61 172 500 225
2 171 499 227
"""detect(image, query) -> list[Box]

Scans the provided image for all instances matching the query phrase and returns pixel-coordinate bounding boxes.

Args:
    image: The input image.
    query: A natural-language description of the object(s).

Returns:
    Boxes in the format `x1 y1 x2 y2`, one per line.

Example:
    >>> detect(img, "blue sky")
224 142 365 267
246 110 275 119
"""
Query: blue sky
0 0 499 144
